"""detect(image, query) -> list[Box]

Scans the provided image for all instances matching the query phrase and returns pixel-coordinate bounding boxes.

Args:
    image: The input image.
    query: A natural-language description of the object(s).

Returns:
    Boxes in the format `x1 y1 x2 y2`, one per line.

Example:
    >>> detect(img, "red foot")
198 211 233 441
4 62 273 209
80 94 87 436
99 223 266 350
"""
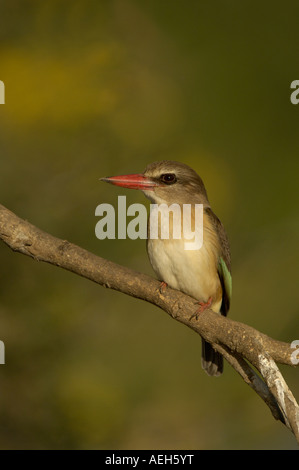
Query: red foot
196 296 213 313
159 281 168 294
190 296 213 321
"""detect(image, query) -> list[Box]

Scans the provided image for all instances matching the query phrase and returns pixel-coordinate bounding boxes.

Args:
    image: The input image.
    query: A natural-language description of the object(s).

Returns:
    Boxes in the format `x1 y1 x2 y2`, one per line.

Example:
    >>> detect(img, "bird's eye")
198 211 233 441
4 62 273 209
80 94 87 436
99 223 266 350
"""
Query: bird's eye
160 173 177 185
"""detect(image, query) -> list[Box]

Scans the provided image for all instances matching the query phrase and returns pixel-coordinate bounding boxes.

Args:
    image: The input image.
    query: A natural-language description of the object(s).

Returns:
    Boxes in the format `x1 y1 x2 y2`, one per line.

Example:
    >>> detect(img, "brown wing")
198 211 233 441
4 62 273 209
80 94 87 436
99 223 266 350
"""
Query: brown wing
204 207 232 316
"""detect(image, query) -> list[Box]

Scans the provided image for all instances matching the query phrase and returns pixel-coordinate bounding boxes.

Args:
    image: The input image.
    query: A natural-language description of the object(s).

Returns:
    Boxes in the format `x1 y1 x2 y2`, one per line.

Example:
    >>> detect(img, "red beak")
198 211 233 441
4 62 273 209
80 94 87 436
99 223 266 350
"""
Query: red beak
100 173 158 190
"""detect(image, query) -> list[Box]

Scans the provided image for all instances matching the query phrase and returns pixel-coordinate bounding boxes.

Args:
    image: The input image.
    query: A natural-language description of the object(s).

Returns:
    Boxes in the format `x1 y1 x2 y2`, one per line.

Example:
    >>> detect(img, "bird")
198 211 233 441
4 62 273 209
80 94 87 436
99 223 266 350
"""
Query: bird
100 160 232 376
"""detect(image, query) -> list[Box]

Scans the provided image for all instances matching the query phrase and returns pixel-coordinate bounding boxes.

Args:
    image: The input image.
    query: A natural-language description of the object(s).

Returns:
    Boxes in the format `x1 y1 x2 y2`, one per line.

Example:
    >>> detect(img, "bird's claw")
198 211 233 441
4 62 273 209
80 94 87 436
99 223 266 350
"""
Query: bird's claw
159 281 168 294
189 297 213 321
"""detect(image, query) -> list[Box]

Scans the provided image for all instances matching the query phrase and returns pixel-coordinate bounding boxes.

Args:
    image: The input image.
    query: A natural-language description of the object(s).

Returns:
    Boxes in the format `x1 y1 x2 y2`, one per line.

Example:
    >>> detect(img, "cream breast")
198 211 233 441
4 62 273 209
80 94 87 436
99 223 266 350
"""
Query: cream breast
147 207 222 312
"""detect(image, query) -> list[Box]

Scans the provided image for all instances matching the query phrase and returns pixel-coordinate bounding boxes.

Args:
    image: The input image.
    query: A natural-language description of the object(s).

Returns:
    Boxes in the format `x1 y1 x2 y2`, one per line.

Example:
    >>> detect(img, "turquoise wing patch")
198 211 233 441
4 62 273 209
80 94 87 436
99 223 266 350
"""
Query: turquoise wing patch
218 257 232 302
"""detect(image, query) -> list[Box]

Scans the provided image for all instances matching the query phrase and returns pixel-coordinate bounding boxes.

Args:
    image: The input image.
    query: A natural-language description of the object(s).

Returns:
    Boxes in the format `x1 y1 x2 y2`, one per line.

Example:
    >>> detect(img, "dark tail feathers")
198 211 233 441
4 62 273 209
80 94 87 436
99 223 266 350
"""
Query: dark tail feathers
201 339 223 377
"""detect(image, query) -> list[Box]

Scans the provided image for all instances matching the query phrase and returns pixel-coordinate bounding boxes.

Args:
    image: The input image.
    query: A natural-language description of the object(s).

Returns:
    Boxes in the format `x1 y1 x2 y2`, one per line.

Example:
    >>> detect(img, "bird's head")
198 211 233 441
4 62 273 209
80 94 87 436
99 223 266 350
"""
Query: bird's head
100 160 210 205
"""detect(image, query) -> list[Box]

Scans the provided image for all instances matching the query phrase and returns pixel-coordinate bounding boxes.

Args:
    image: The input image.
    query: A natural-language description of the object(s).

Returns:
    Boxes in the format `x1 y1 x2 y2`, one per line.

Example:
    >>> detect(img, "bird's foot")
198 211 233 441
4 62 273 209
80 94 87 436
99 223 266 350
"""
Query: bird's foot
190 297 213 321
159 281 168 294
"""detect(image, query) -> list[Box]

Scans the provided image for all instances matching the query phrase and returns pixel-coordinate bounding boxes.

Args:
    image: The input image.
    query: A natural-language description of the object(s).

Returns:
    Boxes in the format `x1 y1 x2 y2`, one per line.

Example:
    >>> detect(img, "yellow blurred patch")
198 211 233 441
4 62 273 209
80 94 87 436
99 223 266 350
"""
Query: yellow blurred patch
1 43 122 127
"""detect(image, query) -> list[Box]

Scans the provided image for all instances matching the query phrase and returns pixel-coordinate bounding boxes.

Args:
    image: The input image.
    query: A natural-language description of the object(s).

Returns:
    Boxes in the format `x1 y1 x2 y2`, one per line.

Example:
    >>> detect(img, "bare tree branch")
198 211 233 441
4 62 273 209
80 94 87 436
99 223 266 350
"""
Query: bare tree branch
0 203 298 443
258 353 299 441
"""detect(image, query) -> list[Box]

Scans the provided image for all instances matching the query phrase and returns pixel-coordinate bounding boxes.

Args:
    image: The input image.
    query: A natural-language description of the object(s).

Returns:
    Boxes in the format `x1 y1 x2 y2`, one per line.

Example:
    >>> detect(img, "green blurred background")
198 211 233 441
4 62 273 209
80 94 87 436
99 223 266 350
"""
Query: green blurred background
0 0 298 450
